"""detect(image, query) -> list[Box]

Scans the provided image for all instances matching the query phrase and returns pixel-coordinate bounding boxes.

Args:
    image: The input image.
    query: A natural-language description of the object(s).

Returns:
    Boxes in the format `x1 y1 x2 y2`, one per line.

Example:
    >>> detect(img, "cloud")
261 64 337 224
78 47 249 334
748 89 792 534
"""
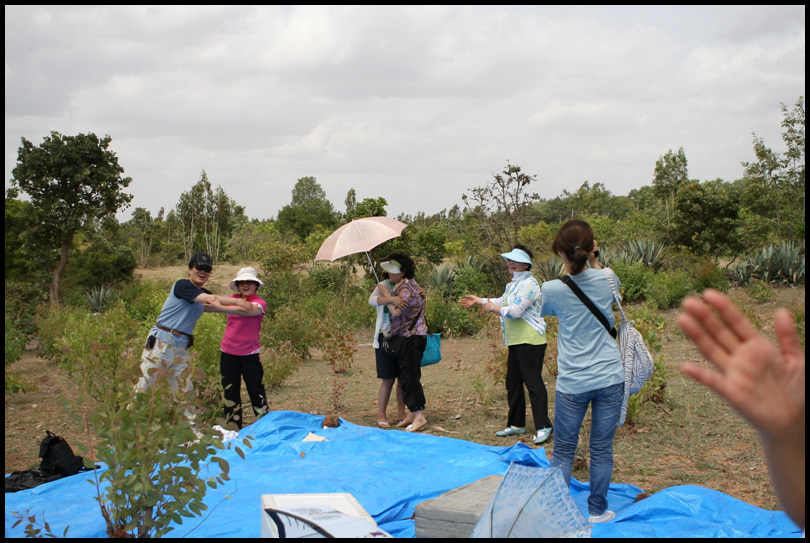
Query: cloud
5 5 805 221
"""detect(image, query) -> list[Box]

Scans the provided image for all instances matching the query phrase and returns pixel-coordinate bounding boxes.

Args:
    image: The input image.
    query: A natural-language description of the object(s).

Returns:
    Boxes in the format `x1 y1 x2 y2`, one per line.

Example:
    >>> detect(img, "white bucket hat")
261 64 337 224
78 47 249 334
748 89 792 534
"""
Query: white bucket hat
500 248 533 269
380 259 403 275
229 267 263 291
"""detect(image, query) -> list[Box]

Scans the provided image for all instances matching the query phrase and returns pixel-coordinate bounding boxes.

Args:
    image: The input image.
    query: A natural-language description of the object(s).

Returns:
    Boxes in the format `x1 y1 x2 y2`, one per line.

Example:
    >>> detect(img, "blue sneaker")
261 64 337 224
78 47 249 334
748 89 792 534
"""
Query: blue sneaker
495 426 525 437
533 427 553 444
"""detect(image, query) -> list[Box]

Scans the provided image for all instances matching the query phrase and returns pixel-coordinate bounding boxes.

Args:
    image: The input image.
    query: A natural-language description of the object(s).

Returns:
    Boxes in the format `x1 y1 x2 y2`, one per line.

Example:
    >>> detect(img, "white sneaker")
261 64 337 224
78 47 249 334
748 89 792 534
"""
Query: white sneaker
213 425 239 443
588 510 615 523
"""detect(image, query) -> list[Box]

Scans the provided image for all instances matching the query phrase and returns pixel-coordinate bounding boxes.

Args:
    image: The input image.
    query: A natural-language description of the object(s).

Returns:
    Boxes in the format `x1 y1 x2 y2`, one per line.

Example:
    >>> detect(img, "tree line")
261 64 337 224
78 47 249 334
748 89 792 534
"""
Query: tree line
5 97 804 306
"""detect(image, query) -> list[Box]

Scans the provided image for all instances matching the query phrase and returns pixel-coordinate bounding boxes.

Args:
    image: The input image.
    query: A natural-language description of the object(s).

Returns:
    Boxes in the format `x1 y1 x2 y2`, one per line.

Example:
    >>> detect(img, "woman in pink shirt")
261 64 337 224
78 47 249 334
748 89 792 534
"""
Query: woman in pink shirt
218 267 268 429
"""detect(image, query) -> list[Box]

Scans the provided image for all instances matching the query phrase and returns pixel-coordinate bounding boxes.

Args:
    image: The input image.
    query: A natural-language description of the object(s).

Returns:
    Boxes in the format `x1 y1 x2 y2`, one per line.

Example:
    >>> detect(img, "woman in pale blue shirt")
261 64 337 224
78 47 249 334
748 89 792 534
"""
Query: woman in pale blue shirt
461 244 552 445
540 219 623 524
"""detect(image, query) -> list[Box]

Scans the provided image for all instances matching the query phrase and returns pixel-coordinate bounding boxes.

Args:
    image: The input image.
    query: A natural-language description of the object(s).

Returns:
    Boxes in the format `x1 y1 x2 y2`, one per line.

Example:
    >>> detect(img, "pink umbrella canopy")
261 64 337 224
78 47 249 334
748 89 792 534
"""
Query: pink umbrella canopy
315 216 408 261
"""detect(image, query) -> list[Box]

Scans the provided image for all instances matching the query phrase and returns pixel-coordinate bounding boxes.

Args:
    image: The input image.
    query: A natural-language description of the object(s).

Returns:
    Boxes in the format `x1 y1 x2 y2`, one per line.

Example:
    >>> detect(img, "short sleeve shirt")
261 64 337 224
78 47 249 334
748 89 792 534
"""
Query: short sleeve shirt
220 294 267 356
390 279 427 337
149 279 212 348
540 269 623 394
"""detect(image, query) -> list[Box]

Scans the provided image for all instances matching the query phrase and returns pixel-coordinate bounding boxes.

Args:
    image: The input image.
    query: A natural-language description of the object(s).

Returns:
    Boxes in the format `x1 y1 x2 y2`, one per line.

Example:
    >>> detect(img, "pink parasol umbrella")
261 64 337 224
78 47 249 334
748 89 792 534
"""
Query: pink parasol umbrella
315 216 408 281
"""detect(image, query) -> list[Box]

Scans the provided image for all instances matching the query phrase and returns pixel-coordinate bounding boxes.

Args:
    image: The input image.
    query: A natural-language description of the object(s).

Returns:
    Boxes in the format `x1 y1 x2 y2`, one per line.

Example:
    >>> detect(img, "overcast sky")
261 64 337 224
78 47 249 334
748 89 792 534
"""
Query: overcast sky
5 5 805 222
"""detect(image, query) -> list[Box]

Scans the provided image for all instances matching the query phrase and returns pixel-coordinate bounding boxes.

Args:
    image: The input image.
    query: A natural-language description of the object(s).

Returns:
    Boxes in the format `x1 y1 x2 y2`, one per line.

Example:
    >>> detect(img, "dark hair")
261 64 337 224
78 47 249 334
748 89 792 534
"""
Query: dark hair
551 219 594 275
383 252 416 279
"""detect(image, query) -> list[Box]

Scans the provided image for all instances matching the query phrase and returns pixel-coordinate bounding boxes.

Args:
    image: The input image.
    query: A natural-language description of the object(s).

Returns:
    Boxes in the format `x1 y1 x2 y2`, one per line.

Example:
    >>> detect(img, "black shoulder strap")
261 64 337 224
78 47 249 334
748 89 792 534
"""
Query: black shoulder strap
561 275 617 339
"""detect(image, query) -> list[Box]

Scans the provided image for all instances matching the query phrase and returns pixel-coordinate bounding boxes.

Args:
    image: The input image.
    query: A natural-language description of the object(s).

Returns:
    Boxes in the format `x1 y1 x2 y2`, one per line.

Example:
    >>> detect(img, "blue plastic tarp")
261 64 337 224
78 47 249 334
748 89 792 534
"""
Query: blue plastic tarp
5 411 803 538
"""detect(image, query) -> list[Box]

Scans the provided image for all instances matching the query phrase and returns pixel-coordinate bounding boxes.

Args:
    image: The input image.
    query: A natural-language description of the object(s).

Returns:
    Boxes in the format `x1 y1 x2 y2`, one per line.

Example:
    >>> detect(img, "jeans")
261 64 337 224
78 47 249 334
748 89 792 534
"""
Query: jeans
551 382 623 515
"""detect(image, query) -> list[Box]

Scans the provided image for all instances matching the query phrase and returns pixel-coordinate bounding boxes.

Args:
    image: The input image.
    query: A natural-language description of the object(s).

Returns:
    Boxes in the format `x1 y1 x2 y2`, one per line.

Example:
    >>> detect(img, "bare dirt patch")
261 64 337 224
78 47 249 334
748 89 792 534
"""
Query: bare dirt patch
5 283 803 514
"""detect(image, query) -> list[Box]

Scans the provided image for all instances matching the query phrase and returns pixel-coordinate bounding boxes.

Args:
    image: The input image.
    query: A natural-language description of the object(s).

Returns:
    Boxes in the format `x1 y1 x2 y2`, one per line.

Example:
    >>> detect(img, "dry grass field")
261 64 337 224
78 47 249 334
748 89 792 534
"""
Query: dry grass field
5 266 804 515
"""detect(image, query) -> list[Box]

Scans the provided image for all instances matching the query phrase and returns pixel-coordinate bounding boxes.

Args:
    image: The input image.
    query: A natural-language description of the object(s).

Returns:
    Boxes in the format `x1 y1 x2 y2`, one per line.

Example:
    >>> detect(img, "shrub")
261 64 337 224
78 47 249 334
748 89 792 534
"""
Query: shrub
609 261 655 303
262 305 320 361
66 236 137 289
428 263 456 298
621 303 668 425
750 242 805 285
307 263 350 291
426 290 485 336
452 265 492 298
730 242 805 286
690 258 729 293
260 272 305 317
728 260 755 286
5 314 27 393
5 313 25 367
645 270 694 309
87 378 246 538
38 304 144 407
118 279 173 324
5 280 47 338
746 279 775 303
36 305 76 363
316 298 360 374
263 341 304 388
187 313 228 424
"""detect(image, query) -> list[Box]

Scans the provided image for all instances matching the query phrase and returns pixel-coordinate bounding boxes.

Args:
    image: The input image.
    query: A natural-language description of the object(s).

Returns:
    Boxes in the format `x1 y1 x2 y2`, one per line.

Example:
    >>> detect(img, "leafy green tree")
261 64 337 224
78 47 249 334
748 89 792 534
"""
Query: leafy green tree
740 97 805 241
415 225 447 265
556 181 634 219
123 207 165 267
5 196 48 281
277 176 339 241
652 147 689 228
174 171 244 262
627 185 662 212
67 235 138 289
347 196 388 220
8 131 133 306
669 179 744 258
344 188 357 219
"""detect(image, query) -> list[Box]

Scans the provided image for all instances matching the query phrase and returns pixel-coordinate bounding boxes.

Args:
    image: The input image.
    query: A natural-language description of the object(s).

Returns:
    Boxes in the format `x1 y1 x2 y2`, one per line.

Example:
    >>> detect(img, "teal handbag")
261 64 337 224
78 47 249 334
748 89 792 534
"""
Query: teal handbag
421 333 442 367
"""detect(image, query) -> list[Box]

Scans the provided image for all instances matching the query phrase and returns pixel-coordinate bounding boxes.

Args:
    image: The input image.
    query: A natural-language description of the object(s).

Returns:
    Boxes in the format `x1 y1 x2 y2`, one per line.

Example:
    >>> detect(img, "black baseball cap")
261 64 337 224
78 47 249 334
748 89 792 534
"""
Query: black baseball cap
189 252 213 271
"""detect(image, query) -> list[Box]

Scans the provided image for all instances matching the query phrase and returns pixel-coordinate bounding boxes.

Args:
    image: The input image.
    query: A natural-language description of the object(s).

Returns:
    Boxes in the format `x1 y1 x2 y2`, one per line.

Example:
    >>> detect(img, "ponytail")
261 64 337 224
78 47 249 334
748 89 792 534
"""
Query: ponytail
551 219 594 275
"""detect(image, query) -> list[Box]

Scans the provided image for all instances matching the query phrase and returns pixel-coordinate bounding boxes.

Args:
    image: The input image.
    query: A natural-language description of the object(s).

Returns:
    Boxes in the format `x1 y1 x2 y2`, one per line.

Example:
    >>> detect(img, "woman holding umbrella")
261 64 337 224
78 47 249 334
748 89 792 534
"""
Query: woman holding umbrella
377 253 429 432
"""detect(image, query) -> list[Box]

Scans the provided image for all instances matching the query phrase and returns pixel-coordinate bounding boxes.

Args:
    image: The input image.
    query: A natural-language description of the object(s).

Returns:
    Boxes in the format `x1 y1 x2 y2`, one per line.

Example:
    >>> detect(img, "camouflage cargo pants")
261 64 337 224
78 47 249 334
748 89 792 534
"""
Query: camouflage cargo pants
135 336 196 423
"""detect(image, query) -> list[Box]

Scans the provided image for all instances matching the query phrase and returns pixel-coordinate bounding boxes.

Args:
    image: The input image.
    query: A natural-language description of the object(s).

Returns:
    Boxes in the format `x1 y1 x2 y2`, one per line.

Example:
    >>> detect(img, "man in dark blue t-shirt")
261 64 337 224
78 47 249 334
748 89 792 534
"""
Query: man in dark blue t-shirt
135 253 253 413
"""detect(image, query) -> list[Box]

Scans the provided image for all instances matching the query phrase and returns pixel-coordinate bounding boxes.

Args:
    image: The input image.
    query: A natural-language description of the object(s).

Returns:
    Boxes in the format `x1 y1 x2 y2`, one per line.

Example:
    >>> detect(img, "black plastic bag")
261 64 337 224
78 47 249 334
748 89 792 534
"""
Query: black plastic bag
5 468 62 493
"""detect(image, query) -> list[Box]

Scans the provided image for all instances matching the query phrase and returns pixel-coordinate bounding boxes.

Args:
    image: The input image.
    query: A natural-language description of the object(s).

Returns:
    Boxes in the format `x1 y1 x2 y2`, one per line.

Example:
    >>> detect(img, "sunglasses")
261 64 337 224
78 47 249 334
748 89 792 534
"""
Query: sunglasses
195 266 212 273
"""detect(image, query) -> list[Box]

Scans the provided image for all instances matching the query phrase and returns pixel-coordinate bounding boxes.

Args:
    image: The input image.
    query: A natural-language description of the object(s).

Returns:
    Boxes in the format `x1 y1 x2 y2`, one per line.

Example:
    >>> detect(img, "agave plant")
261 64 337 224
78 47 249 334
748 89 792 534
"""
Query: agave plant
534 256 565 282
728 260 755 286
749 241 805 284
599 247 635 268
459 254 485 271
429 263 456 298
623 239 665 269
87 285 115 314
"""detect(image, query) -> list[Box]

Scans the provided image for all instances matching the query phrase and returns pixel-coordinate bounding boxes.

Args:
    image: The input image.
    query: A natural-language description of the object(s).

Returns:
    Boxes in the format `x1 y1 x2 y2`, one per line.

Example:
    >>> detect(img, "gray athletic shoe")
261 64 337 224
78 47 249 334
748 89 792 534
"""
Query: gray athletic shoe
588 510 615 523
